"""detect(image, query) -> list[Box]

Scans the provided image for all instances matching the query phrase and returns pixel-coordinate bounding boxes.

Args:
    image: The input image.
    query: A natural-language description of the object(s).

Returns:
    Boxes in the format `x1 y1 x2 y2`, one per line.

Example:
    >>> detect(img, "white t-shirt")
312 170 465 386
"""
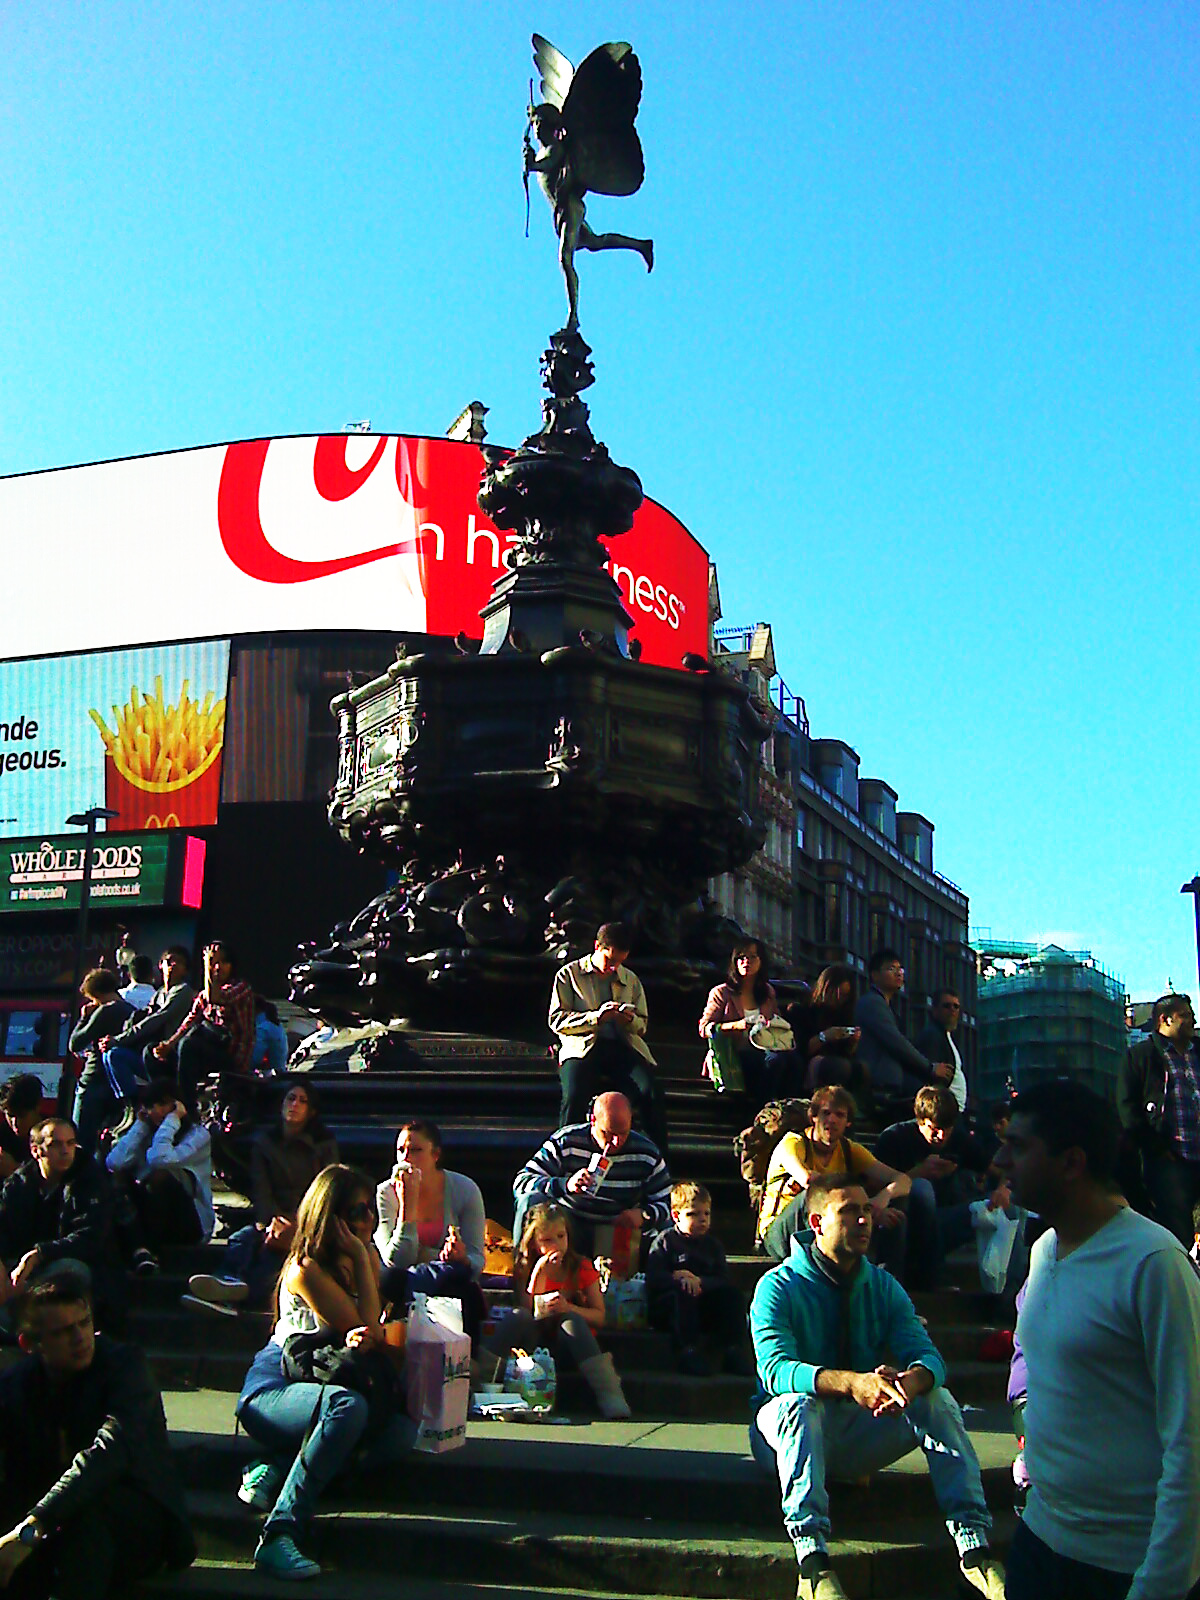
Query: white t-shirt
946 1033 966 1111
1019 1207 1200 1597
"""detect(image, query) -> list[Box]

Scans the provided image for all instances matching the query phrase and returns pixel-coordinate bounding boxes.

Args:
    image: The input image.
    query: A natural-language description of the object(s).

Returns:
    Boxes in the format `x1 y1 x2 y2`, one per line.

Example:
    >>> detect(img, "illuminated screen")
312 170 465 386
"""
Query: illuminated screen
0 436 710 669
0 832 171 913
0 640 231 838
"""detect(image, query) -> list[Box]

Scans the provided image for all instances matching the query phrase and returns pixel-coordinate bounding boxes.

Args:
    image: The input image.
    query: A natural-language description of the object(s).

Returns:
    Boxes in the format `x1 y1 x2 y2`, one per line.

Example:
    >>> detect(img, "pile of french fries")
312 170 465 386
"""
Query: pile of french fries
89 676 226 786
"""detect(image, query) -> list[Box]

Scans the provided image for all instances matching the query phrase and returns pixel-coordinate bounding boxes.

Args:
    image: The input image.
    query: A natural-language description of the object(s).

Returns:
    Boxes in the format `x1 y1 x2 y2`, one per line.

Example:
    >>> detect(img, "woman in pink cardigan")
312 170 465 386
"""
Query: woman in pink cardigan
698 940 797 1108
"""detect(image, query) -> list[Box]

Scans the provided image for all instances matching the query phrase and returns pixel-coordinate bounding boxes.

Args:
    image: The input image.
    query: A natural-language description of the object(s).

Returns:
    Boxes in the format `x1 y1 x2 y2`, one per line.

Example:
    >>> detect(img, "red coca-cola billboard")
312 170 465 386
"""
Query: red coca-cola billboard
1 435 709 670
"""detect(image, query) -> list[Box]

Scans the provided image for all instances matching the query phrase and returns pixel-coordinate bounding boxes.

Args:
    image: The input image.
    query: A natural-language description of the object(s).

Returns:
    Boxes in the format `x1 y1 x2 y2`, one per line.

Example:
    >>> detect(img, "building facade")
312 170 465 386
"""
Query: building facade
709 621 976 1075
973 939 1128 1106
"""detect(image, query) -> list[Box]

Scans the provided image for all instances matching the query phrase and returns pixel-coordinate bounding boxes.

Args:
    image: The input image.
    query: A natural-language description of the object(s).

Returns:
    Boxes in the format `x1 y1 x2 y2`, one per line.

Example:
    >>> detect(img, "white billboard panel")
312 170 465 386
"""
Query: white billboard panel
0 436 709 668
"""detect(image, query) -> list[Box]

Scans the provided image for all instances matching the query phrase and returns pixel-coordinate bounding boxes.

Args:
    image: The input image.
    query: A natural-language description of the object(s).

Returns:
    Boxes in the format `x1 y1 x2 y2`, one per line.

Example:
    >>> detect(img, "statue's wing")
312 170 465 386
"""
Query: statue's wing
532 34 575 111
561 42 645 197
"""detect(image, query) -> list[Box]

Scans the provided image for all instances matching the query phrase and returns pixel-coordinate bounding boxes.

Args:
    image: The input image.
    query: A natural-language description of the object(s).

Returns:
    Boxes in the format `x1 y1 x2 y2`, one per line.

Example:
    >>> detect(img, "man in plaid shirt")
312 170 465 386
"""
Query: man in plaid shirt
155 942 254 1112
1119 993 1200 1244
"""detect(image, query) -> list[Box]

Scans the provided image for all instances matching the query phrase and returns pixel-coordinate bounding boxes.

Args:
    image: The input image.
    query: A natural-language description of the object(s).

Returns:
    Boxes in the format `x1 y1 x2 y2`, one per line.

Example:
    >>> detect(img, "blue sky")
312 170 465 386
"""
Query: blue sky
2 3 1197 997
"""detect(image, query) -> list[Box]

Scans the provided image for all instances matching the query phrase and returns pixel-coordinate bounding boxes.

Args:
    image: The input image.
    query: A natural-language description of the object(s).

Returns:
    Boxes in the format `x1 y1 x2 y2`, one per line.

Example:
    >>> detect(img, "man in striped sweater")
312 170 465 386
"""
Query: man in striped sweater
512 1092 672 1255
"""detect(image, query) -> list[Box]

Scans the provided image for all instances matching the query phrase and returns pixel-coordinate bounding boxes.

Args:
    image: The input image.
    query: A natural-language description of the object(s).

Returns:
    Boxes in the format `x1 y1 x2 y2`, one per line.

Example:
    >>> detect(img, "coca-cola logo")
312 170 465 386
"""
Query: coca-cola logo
218 436 441 583
215 435 704 660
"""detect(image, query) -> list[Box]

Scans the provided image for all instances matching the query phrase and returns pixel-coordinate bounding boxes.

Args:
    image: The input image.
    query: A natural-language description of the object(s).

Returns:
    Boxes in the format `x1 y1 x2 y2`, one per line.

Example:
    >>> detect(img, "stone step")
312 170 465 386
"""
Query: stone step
174 1413 1017 1524
175 1490 1015 1599
145 1305 1009 1396
143 1568 706 1600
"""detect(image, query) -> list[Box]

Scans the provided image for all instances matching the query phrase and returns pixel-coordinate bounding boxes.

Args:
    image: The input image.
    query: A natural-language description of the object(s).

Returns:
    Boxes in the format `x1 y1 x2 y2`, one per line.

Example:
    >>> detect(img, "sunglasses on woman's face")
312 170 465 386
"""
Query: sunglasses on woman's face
344 1201 375 1223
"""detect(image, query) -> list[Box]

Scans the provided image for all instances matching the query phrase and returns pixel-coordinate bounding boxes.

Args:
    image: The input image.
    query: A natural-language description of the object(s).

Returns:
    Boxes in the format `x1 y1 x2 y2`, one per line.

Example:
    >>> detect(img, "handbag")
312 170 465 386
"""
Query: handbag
750 1018 795 1053
281 1328 401 1439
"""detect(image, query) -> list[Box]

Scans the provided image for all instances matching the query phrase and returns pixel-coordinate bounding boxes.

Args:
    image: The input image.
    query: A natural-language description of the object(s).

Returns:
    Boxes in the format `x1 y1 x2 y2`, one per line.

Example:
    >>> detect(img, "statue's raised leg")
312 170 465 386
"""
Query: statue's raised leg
578 222 653 272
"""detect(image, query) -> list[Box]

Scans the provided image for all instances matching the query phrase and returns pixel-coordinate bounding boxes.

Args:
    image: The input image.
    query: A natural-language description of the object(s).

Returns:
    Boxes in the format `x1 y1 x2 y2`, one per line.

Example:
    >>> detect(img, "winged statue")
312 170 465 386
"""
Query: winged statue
524 34 654 330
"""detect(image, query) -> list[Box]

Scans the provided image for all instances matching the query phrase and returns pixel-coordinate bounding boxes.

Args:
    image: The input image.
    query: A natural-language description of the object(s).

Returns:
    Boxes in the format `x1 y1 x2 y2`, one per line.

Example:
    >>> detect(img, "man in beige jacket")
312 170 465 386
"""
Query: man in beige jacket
549 922 668 1155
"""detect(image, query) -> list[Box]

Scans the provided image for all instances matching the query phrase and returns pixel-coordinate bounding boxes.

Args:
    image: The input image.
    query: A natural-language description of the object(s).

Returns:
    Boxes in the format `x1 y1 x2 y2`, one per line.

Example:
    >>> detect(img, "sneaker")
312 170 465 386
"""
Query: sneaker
187 1274 250 1304
959 1553 1006 1599
677 1344 712 1377
238 1461 285 1512
722 1343 754 1377
797 1565 848 1600
254 1534 320 1581
180 1294 238 1318
131 1248 160 1277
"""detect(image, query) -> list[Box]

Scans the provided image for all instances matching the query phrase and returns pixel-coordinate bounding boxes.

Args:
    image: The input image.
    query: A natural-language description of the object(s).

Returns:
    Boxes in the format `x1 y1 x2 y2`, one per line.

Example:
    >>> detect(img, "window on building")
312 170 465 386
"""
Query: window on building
826 885 842 945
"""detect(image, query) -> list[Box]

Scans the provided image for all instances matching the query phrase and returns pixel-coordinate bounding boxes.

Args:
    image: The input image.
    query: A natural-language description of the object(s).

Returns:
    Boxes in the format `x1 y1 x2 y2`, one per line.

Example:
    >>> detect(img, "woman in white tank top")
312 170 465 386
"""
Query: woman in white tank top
236 1164 387 1581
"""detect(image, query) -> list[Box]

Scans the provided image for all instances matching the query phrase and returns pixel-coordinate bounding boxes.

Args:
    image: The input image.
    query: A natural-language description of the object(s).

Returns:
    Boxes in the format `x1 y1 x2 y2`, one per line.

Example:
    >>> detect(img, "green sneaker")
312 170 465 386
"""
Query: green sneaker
238 1461 284 1511
254 1534 320 1581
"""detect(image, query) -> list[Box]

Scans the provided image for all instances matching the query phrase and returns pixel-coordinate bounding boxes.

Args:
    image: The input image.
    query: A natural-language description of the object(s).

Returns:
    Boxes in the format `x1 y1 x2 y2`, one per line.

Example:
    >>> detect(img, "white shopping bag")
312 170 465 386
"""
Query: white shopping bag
406 1292 471 1453
971 1200 1022 1295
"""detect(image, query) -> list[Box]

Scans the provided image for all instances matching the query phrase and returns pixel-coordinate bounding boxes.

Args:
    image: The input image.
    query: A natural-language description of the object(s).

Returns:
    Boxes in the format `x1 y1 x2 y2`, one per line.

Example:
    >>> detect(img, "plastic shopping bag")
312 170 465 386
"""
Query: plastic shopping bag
503 1347 556 1411
971 1200 1022 1295
599 1268 648 1330
406 1292 471 1453
704 1031 745 1095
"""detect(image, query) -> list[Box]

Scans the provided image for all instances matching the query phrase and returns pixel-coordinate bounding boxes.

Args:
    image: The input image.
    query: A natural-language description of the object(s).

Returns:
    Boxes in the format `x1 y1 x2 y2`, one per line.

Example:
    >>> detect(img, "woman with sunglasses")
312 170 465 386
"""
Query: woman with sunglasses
233 1164 386 1581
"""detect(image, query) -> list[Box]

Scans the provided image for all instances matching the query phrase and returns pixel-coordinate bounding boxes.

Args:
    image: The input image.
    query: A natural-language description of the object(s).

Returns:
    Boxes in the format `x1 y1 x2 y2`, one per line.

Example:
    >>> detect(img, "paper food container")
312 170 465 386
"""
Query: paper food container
104 742 223 829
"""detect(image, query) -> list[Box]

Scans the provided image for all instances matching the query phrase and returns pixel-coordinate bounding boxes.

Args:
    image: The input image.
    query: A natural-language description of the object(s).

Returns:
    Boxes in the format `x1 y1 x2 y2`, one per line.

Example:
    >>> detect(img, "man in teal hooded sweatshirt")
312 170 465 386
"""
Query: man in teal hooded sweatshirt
749 1172 1004 1600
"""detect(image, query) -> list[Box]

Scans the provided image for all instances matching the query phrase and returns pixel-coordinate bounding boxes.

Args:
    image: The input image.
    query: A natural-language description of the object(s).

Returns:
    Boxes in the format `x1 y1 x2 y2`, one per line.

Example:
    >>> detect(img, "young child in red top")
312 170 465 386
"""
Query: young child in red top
484 1202 631 1418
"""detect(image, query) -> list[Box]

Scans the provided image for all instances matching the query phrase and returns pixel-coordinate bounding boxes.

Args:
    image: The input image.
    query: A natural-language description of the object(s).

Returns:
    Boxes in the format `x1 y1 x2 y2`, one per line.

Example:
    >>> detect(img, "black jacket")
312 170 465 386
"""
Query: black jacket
1119 1034 1188 1160
68 997 134 1071
645 1227 732 1297
875 1118 992 1207
250 1123 340 1225
0 1151 114 1269
0 1337 195 1567
854 988 934 1096
112 982 196 1051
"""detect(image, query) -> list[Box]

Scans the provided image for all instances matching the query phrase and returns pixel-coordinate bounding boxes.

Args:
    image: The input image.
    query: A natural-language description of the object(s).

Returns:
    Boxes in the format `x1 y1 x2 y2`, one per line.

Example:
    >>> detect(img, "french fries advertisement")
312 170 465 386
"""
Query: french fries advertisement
0 641 231 837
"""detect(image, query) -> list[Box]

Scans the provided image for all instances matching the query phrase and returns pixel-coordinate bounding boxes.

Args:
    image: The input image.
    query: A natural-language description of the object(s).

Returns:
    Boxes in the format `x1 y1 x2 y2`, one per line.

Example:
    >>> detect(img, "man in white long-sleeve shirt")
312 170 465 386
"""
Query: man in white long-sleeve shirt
995 1079 1200 1600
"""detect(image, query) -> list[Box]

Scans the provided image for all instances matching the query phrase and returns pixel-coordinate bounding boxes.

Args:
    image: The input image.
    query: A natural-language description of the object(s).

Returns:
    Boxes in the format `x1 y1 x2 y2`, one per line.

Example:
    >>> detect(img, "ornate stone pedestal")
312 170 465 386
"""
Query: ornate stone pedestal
290 326 767 1033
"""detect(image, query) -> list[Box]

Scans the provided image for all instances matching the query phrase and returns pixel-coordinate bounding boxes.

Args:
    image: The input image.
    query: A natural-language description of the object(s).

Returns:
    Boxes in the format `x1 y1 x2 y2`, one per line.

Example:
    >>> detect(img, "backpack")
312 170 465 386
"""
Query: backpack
733 1098 811 1213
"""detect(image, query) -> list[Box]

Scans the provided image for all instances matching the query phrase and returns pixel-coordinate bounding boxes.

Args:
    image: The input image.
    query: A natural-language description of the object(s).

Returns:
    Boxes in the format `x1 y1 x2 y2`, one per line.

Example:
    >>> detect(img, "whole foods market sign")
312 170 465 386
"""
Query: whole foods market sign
0 435 710 669
1 833 170 913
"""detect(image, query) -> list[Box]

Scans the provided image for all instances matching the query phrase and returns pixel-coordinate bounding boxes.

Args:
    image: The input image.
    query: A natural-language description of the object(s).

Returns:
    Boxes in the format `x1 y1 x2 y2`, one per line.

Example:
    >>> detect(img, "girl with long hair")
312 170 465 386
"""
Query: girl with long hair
234 1164 388 1581
484 1201 630 1418
784 964 867 1097
186 1079 340 1313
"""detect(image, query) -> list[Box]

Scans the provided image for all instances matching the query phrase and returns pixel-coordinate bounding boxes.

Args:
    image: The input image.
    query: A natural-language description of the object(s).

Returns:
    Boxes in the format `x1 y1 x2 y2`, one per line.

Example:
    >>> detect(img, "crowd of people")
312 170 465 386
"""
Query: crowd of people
0 923 1198 1599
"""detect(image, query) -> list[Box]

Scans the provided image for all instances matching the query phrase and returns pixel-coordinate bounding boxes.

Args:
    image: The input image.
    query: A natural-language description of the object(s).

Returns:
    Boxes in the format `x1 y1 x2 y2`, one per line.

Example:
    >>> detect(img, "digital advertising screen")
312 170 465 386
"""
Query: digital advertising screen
0 832 171 913
0 436 711 670
0 640 231 838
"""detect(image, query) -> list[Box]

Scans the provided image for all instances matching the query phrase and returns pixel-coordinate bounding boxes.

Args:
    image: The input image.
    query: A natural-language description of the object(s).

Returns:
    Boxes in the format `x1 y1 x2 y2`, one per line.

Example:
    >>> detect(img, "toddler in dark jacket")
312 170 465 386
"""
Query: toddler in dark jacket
646 1181 750 1376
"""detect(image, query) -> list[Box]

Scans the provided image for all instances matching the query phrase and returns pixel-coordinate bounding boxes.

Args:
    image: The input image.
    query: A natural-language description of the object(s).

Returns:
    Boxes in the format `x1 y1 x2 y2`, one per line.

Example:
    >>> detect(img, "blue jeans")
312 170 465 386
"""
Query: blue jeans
749 1389 991 1561
378 1257 485 1346
1006 1518 1133 1600
907 1183 1029 1293
102 1043 149 1100
1145 1155 1200 1248
224 1225 287 1307
238 1380 370 1540
72 1062 117 1157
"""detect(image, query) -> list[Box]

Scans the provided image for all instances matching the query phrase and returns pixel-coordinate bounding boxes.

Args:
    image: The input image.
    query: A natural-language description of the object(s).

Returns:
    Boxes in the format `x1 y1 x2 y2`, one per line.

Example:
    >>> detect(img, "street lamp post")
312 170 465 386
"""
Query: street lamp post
1182 876 1200 993
66 807 119 1025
